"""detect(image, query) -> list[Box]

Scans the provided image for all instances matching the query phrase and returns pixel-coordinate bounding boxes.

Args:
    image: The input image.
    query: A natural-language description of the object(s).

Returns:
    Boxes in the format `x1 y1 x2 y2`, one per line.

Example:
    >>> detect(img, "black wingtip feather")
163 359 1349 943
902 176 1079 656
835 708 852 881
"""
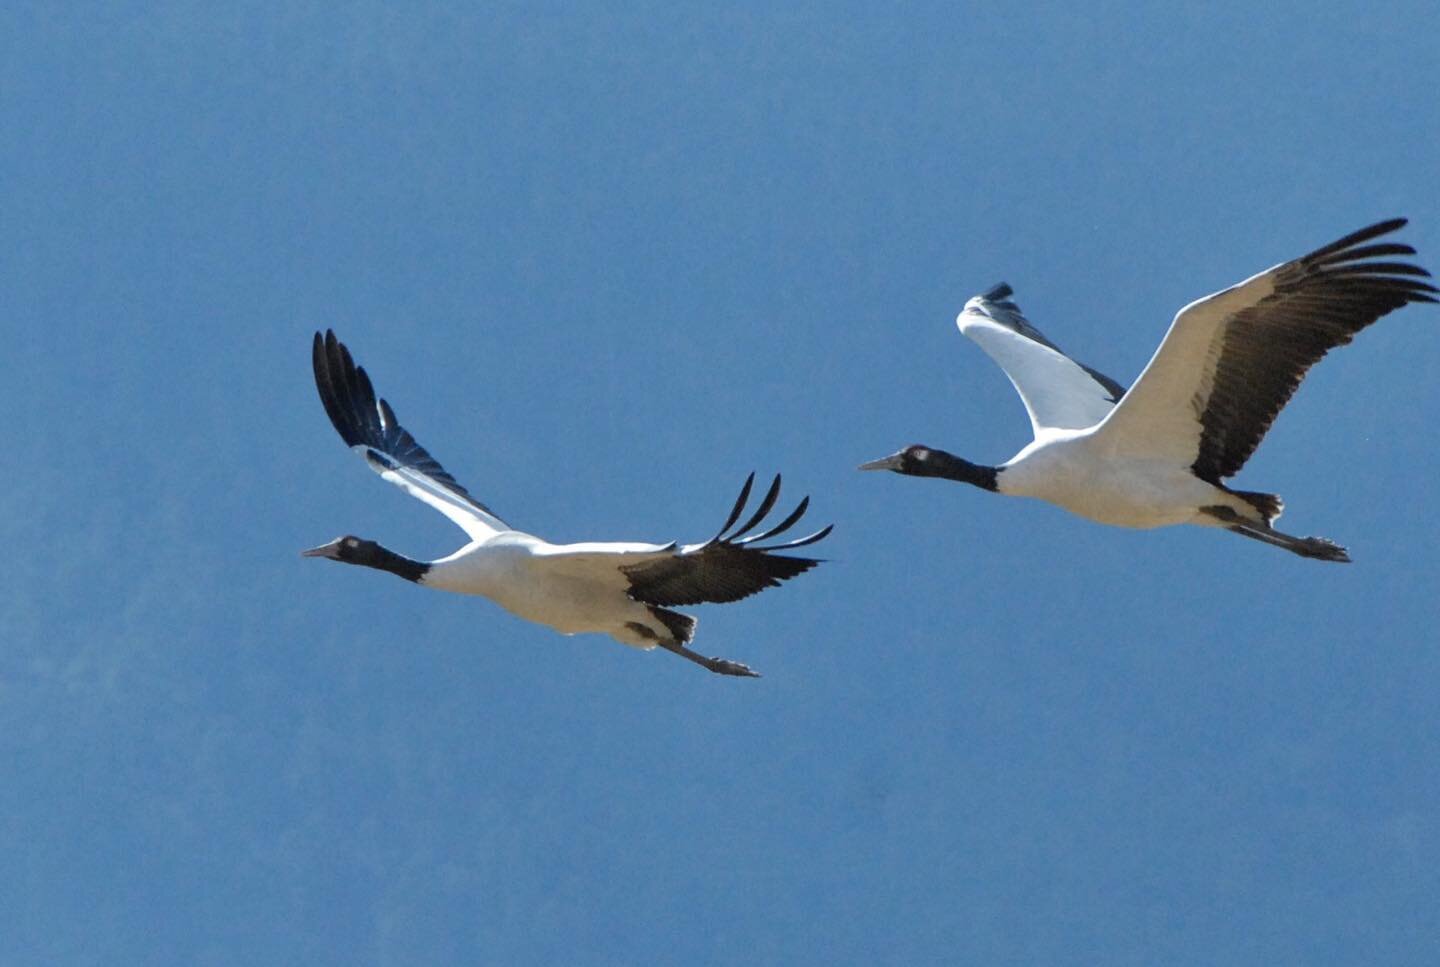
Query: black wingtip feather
621 475 833 607
1302 218 1408 264
762 522 833 552
725 474 783 542
736 495 810 545
712 472 755 543
1191 218 1435 483
309 330 508 524
1328 242 1418 262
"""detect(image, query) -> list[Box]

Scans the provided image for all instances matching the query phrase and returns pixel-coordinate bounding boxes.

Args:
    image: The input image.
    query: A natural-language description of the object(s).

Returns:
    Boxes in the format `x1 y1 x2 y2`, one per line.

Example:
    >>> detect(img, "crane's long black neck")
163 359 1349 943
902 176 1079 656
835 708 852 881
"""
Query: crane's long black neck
363 544 430 583
877 445 999 491
919 449 999 490
324 537 431 583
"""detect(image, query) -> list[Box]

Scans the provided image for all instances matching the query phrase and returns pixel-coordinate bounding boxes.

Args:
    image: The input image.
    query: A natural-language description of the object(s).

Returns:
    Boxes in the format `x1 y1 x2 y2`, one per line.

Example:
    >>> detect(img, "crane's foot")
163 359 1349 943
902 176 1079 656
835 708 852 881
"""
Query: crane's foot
701 656 761 678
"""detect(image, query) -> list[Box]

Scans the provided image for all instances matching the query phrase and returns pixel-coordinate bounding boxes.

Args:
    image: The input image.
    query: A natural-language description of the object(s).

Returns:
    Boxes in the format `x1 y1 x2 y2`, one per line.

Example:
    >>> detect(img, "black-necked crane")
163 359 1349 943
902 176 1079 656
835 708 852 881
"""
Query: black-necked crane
861 219 1436 561
304 331 831 677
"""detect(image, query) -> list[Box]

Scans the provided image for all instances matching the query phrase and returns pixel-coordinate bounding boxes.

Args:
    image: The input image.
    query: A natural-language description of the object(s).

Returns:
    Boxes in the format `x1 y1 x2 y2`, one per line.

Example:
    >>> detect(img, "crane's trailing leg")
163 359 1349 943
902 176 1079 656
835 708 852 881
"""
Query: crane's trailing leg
655 639 761 678
1202 506 1351 563
625 607 761 677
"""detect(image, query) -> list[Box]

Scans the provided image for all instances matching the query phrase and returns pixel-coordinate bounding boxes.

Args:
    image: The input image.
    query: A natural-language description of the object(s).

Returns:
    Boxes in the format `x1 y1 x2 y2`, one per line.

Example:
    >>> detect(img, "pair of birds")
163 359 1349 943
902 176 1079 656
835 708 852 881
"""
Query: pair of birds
306 218 1436 677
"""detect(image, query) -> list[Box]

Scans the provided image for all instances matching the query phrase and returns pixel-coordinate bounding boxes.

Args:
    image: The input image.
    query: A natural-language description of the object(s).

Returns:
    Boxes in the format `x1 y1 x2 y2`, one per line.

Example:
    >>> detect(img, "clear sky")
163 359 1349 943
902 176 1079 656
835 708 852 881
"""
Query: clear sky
4 2 1439 964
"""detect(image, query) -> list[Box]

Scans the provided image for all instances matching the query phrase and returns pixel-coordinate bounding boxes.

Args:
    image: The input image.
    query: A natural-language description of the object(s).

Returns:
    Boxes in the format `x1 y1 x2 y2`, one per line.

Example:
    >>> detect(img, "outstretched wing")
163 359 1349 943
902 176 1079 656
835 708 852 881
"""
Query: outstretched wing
533 475 831 606
312 330 511 541
1094 219 1437 481
619 473 832 606
957 283 1125 436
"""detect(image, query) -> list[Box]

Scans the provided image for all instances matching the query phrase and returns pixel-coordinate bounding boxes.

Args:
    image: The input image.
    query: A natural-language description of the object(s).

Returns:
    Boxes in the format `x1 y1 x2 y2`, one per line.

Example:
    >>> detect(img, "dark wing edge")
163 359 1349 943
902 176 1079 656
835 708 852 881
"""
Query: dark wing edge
619 473 833 607
311 330 510 527
1193 218 1437 483
972 282 1127 402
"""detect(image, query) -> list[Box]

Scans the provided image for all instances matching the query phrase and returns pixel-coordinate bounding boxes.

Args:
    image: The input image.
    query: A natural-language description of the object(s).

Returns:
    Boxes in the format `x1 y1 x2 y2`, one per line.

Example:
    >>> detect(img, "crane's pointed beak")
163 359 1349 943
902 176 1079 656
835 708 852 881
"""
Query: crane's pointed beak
858 453 904 472
301 538 344 559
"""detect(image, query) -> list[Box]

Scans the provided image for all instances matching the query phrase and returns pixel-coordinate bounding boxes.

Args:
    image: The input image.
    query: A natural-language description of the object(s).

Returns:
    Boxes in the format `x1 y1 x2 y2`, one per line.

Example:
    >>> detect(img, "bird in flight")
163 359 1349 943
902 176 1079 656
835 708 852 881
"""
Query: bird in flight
305 331 831 676
861 218 1435 561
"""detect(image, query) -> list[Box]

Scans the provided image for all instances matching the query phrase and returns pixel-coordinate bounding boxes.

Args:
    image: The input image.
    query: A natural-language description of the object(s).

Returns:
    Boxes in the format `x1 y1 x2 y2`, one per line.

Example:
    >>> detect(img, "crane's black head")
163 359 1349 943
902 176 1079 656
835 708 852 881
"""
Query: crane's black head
302 534 371 562
859 444 939 475
858 445 999 491
301 535 428 582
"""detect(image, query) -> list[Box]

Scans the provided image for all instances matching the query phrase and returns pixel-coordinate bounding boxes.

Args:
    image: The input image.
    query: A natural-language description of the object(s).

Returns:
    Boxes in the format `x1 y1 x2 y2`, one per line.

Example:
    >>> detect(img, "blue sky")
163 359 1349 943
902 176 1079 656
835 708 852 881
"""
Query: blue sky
4 2 1439 964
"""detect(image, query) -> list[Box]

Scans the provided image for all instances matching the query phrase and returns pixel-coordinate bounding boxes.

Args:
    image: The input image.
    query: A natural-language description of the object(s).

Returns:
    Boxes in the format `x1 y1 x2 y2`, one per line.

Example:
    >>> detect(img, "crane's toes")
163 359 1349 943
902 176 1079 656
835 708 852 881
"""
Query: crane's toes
1302 537 1351 563
708 657 761 678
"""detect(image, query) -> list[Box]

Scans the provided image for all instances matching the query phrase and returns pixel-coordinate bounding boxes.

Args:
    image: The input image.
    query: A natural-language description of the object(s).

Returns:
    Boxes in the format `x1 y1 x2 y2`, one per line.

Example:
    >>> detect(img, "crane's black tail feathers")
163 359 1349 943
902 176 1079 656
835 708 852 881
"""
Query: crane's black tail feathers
648 606 696 645
1230 489 1283 525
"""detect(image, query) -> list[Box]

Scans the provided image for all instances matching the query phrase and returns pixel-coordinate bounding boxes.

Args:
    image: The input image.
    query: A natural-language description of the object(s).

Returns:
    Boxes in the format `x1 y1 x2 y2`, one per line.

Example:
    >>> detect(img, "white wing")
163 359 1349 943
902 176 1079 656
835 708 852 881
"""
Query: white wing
312 331 511 542
957 283 1125 436
1093 219 1436 480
